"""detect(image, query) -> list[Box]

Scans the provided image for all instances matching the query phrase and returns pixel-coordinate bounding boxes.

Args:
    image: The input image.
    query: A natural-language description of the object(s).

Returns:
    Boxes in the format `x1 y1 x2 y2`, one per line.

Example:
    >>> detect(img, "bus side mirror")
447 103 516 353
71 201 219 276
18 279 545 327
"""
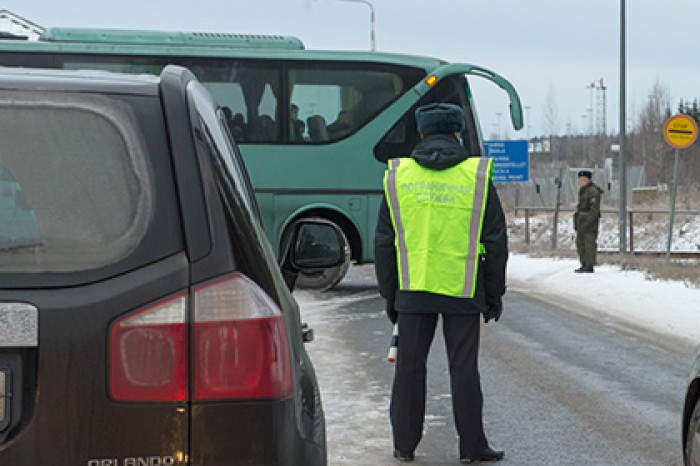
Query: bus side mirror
279 219 346 291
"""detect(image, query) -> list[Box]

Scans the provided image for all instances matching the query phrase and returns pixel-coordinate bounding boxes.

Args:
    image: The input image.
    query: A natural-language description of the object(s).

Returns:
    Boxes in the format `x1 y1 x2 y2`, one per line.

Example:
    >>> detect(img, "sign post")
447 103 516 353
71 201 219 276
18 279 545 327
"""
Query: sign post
662 114 698 260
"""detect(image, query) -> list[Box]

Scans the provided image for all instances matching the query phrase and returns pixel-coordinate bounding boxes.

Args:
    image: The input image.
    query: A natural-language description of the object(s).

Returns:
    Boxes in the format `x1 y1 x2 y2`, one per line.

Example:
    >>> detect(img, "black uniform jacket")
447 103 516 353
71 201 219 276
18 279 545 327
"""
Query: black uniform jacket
374 134 508 315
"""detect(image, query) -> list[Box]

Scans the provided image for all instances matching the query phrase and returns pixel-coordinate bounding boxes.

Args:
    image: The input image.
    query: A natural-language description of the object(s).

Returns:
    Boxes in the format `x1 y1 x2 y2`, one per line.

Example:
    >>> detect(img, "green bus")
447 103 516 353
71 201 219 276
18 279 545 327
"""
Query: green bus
0 27 522 288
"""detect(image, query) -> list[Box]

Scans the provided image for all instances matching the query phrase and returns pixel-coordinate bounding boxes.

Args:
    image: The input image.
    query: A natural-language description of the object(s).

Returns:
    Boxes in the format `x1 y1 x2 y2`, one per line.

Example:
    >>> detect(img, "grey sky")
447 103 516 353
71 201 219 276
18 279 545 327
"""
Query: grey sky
5 0 699 138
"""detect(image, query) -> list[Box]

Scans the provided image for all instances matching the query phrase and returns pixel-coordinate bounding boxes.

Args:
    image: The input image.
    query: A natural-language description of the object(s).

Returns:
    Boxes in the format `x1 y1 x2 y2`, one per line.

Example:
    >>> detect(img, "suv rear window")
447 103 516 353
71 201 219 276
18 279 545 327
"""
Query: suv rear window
0 91 153 273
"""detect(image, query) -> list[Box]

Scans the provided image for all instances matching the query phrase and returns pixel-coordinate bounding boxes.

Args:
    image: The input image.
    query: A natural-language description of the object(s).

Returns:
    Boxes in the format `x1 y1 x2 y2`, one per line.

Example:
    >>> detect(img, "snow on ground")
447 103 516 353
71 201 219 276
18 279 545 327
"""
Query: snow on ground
295 286 394 465
507 211 700 351
507 254 700 353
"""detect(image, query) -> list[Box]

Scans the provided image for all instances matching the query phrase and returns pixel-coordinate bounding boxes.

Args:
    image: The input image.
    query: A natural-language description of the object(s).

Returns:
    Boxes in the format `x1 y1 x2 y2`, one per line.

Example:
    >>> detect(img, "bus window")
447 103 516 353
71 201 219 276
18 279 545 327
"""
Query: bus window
373 75 479 161
288 65 421 143
61 54 424 147
64 56 282 143
162 61 282 144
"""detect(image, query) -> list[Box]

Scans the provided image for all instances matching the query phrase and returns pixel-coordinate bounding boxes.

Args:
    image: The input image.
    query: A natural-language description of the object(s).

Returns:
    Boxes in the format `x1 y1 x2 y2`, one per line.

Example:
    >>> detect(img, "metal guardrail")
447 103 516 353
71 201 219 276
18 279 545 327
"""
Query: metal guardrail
514 206 700 254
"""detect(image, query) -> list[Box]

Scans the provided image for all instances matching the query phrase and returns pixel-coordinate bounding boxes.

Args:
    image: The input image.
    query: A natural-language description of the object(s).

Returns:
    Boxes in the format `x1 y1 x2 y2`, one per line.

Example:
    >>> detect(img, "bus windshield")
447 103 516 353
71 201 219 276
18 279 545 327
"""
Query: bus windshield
0 26 522 289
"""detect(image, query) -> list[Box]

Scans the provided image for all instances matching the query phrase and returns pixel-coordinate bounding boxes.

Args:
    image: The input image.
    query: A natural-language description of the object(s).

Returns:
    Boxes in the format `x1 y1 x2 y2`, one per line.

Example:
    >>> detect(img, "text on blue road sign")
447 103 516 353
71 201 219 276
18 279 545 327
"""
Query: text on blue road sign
484 140 529 183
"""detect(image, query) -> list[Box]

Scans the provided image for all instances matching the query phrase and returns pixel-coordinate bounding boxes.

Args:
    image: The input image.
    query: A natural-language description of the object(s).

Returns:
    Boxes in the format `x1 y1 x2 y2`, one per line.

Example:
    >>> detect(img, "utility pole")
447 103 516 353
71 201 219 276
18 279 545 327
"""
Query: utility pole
596 78 607 135
586 82 595 135
581 114 588 164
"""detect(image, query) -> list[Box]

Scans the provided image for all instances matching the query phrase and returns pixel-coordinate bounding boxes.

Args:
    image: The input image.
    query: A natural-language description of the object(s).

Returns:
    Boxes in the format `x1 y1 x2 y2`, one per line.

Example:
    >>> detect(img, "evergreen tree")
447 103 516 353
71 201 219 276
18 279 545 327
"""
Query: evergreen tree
679 98 700 123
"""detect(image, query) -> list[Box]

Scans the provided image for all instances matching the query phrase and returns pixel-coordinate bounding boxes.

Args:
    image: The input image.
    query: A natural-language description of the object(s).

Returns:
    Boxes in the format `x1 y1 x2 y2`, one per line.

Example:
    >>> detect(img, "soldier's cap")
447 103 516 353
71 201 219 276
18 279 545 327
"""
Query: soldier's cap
415 103 465 135
578 170 592 179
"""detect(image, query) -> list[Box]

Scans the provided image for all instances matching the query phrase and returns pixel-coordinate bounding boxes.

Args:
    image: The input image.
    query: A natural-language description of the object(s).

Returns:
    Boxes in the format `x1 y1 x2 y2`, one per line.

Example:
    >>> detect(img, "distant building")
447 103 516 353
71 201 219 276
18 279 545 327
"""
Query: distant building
0 10 44 40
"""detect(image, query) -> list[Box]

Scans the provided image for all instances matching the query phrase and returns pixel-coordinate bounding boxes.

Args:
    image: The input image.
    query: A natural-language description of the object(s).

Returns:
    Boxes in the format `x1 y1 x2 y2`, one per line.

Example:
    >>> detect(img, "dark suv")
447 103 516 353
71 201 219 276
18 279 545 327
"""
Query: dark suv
683 347 700 465
0 65 343 465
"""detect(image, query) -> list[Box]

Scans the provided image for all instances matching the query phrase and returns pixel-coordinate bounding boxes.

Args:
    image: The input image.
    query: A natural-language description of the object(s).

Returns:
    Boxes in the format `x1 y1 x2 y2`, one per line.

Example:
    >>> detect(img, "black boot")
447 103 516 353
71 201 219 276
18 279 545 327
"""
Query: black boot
460 446 505 463
393 450 414 462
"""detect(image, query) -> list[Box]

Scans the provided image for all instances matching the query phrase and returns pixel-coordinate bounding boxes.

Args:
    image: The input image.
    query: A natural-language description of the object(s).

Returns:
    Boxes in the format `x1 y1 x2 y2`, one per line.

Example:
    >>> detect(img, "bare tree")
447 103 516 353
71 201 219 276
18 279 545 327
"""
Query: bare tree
543 84 560 137
630 80 672 185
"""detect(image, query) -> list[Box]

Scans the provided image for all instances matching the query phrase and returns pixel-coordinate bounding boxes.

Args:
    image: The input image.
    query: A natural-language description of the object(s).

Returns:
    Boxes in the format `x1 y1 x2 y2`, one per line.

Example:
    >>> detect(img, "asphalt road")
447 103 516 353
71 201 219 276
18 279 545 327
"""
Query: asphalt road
298 265 689 466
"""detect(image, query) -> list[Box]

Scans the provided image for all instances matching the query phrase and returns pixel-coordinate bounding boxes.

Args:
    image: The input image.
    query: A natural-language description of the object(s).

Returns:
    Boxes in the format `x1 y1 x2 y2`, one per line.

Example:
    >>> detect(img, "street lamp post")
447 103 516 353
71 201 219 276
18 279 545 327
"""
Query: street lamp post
586 82 595 135
581 114 588 164
337 0 376 51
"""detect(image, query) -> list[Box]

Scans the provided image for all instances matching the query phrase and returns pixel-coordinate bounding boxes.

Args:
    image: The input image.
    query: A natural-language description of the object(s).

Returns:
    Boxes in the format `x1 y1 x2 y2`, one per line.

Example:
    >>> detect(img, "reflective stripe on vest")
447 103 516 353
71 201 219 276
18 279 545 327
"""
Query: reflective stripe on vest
383 156 492 298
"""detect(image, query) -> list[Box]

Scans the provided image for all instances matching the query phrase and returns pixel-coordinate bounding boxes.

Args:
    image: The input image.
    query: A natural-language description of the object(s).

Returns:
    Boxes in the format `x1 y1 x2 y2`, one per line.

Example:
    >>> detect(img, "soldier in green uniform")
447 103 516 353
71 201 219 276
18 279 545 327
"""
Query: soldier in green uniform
574 170 603 273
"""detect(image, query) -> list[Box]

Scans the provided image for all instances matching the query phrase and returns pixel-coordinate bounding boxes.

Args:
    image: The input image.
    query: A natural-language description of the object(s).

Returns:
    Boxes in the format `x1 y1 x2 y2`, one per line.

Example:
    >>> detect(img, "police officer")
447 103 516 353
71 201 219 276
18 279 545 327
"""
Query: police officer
374 103 507 464
574 170 603 273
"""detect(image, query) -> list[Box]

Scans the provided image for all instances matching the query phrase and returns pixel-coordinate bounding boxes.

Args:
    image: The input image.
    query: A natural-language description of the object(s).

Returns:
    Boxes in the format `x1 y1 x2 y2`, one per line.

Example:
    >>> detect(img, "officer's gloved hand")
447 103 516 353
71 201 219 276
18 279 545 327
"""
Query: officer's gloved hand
385 299 398 324
483 296 502 323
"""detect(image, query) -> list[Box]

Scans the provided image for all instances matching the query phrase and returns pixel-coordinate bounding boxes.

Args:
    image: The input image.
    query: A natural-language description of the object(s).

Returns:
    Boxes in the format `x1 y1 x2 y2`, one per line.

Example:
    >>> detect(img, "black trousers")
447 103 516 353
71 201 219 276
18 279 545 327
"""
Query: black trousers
390 312 488 457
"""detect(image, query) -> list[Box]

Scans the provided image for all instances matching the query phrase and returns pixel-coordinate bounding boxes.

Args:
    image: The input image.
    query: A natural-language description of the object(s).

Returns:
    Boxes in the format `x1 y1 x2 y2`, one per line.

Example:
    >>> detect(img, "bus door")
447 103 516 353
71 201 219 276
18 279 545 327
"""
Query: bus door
373 63 523 163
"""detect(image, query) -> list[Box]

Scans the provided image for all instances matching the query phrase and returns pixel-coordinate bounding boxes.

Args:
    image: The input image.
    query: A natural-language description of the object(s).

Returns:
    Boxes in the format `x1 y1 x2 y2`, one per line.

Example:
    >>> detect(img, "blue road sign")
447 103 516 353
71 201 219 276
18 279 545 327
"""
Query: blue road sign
484 140 529 182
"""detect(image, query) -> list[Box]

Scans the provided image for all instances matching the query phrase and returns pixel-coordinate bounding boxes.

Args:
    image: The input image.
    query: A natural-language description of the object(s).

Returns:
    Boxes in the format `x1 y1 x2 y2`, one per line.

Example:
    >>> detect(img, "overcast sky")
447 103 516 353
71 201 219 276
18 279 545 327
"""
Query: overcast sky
5 0 699 139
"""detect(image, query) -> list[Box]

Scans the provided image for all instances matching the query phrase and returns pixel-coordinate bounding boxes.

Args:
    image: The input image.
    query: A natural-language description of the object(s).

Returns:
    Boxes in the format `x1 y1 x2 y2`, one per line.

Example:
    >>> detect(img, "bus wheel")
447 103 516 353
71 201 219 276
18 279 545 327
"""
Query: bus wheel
294 223 350 291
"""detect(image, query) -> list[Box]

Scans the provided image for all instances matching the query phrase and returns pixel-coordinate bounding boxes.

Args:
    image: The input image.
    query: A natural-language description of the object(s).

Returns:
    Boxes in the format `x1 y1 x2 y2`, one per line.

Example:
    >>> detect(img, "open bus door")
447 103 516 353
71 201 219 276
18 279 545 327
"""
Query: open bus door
301 63 522 289
372 63 523 164
420 63 524 132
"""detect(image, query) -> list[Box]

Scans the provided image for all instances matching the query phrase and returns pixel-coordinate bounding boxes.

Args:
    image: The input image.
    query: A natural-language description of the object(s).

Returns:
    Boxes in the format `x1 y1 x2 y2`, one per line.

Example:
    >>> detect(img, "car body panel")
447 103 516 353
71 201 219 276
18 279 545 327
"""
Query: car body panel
0 66 327 465
683 346 700 463
0 254 190 464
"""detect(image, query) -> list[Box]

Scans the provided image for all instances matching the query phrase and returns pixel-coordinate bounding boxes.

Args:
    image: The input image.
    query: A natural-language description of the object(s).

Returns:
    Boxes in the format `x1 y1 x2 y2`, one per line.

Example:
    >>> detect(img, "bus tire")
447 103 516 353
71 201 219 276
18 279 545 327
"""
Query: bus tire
292 220 350 291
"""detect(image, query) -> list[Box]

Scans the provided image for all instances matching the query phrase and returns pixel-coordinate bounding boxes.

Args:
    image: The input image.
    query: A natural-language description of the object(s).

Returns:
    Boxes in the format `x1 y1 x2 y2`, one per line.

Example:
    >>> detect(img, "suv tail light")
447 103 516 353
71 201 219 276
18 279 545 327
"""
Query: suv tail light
109 273 291 403
193 273 292 400
109 294 187 402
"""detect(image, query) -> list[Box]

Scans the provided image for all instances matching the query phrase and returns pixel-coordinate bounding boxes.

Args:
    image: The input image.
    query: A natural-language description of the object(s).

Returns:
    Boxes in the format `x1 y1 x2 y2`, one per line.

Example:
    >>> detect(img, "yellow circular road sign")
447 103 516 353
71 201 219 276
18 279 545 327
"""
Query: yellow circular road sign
663 114 698 149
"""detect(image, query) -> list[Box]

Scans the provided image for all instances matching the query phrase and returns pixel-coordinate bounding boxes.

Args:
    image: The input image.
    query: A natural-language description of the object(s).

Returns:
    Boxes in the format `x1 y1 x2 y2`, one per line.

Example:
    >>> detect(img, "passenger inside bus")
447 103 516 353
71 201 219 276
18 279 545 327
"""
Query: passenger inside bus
222 106 246 141
290 104 306 141
257 114 276 142
307 115 329 142
327 110 354 139
232 113 247 140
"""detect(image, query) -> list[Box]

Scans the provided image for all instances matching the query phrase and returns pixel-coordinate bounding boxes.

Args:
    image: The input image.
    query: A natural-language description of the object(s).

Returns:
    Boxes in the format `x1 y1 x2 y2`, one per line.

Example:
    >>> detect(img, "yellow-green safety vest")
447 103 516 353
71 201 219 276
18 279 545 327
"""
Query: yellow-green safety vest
383 156 492 298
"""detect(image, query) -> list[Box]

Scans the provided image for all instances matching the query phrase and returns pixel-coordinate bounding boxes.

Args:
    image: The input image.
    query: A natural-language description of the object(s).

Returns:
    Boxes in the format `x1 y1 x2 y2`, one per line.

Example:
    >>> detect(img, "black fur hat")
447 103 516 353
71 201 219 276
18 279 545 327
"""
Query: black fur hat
578 170 592 179
415 103 465 135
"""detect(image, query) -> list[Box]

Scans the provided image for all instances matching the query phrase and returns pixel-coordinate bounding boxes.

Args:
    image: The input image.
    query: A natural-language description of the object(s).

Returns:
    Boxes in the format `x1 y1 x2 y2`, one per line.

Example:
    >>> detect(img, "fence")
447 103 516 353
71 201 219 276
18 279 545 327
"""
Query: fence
496 165 647 210
514 206 700 253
